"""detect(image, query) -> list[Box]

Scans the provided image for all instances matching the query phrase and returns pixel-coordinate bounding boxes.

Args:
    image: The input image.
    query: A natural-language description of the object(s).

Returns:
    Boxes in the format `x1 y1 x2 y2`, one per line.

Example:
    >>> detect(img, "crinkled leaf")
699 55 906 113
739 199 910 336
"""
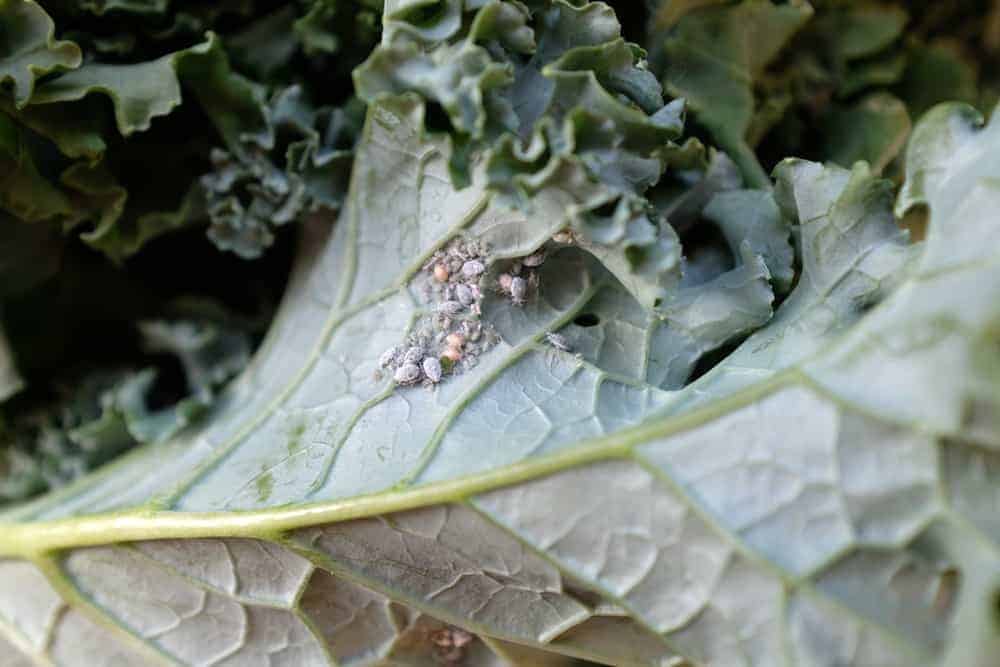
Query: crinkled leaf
356 0 703 311
898 39 980 118
0 95 108 162
28 35 218 137
202 85 362 259
2 3 1000 666
1 74 998 661
655 0 813 186
822 92 912 173
0 0 82 108
0 308 253 504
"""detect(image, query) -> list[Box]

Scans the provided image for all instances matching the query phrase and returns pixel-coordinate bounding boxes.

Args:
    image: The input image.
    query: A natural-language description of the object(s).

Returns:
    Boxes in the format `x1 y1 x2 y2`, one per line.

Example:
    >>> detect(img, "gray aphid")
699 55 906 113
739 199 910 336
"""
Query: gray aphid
378 346 399 368
461 259 485 278
546 332 572 352
510 276 527 304
403 346 424 365
462 320 481 341
455 283 475 306
522 251 545 267
437 300 464 315
422 357 443 383
394 363 422 385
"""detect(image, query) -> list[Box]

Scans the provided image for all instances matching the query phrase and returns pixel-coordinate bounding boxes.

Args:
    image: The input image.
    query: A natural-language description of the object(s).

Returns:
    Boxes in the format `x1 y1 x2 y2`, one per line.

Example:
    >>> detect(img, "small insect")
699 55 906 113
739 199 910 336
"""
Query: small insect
455 283 475 306
552 230 574 244
461 259 485 278
462 321 481 342
403 346 424 365
445 332 465 349
522 251 546 267
497 273 513 293
433 263 449 282
437 300 464 315
546 332 572 352
509 276 527 305
422 357 442 384
430 627 474 664
394 363 422 385
442 347 463 363
378 346 399 368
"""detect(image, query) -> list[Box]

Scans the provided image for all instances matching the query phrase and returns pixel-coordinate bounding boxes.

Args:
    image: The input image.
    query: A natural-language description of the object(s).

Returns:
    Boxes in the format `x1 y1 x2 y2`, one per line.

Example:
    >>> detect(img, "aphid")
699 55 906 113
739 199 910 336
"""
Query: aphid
461 259 485 278
378 346 399 368
422 357 443 383
462 321 481 342
442 347 463 363
394 363 422 385
497 273 513 293
509 276 527 304
445 332 465 349
433 263 449 282
403 346 424 365
522 251 546 267
546 332 572 352
437 300 464 315
455 283 475 306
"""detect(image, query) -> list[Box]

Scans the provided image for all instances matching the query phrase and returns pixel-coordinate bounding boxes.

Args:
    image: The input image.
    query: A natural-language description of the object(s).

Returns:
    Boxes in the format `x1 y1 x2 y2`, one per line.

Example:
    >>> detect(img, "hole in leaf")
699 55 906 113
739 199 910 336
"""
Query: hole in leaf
624 245 647 268
397 0 446 27
900 204 928 242
687 339 743 384
423 101 453 134
145 353 190 411
590 199 619 219
574 313 600 327
680 218 736 286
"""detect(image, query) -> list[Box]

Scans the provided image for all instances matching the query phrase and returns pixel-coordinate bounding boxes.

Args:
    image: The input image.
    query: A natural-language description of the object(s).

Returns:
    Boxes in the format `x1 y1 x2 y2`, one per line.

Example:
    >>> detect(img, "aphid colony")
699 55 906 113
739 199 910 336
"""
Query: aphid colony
378 239 497 387
378 237 555 387
495 249 544 306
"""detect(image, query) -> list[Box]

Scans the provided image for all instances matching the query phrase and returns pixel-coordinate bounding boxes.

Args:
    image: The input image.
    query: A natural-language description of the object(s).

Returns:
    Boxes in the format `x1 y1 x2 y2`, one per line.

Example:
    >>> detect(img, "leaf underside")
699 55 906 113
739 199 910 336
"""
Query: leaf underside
2 2 1000 666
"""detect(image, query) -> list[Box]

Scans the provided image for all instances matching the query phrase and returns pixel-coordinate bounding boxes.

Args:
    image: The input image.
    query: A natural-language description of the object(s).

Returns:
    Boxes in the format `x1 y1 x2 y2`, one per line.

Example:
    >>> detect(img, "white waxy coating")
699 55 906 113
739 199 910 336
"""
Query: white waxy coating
378 347 398 368
522 251 545 267
394 363 422 385
510 276 527 302
422 357 443 383
455 284 475 306
403 347 424 365
462 260 486 278
437 300 464 315
546 332 571 351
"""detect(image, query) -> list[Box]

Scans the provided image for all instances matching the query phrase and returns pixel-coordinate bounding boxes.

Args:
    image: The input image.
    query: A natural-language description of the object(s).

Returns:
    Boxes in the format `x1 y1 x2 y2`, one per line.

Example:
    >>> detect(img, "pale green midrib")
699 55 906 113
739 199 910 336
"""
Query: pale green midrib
6 200 993 551
0 371 799 557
